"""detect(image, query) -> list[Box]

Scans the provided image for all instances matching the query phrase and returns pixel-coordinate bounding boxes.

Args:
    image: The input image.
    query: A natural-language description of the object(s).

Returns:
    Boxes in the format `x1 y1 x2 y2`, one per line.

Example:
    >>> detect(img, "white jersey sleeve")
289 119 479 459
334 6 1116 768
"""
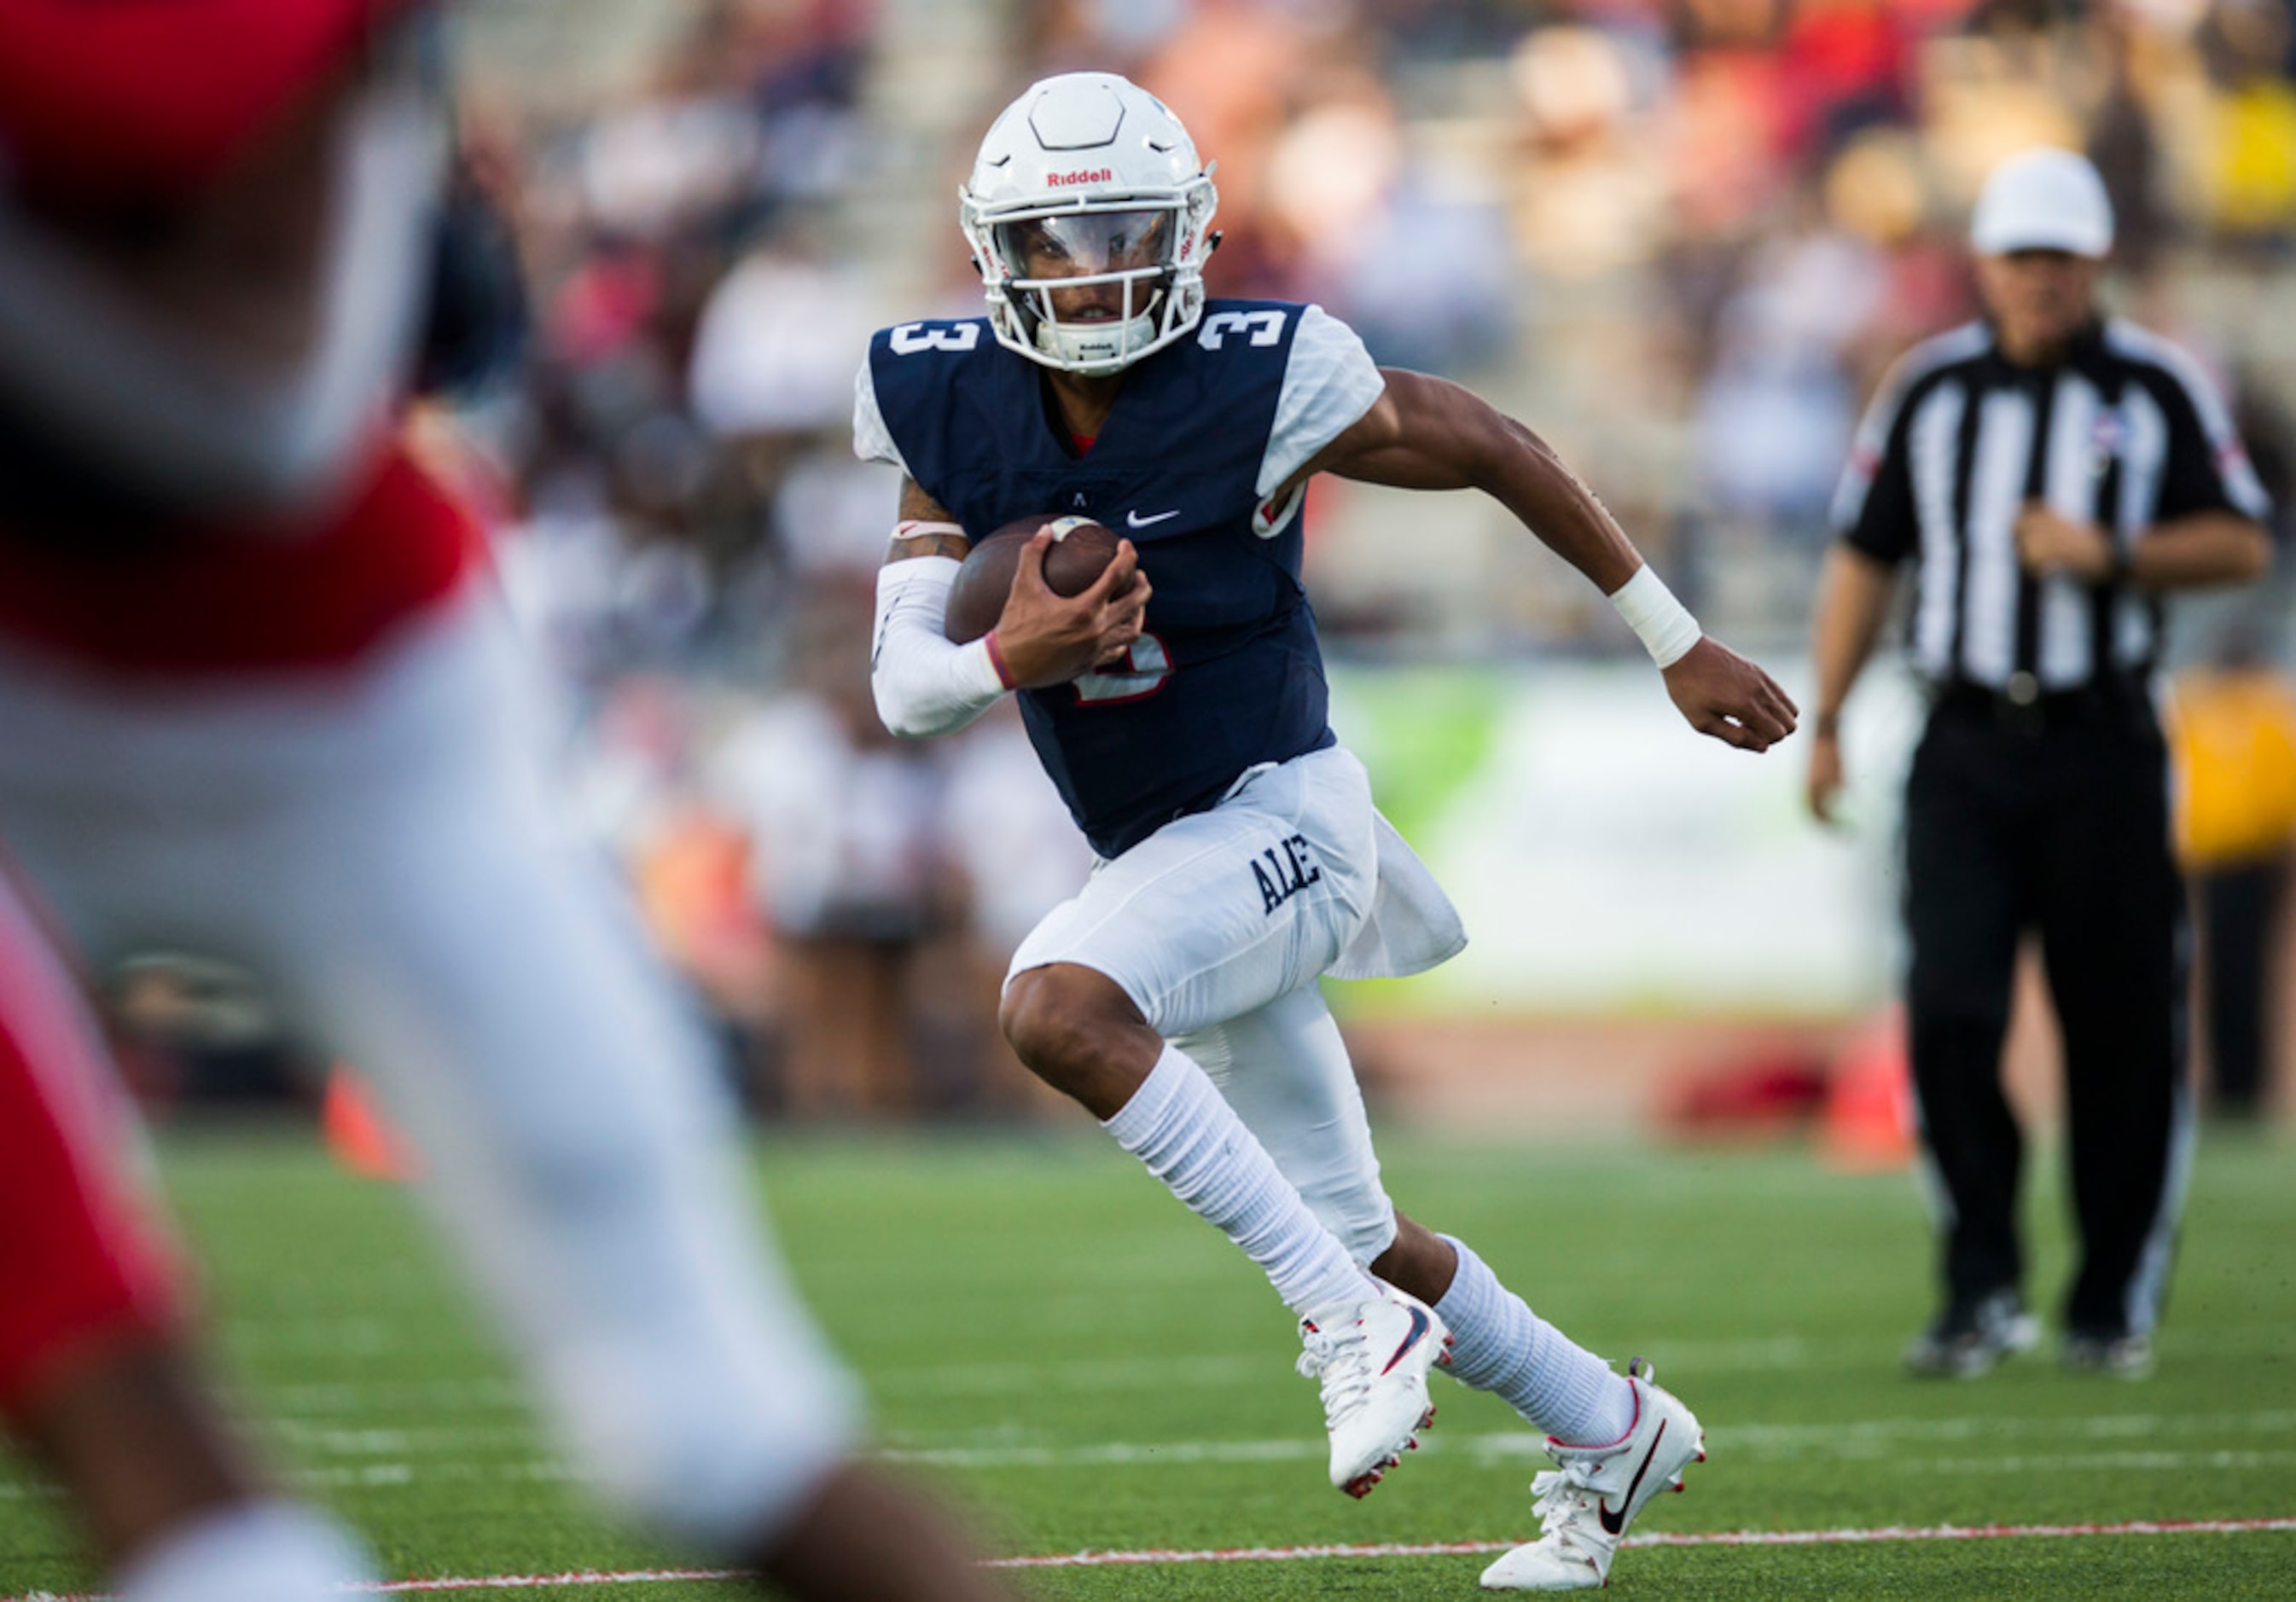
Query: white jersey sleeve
1255 305 1385 498
851 354 910 476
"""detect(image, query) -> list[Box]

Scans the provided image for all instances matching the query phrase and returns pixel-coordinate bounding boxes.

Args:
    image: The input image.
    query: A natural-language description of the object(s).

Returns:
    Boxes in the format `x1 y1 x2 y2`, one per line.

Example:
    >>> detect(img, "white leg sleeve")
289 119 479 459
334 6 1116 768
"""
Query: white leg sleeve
1433 1234 1636 1446
1104 1043 1378 1317
1171 984 1398 1268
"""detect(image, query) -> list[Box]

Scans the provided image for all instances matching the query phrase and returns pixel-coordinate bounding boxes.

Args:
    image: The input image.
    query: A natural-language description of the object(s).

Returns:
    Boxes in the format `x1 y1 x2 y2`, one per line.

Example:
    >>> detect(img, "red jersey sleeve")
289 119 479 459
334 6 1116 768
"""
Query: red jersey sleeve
0 0 422 203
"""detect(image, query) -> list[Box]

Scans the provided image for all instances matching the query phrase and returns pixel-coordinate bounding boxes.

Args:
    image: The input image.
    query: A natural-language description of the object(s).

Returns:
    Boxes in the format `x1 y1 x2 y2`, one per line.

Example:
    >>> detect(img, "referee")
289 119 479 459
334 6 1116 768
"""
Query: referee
1806 148 2272 1379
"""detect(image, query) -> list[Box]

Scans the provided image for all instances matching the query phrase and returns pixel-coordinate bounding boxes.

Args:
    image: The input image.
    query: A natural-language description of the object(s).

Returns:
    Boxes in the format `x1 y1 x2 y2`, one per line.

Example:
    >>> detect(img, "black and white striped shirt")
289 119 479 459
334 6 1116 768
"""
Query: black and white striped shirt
1831 318 2271 692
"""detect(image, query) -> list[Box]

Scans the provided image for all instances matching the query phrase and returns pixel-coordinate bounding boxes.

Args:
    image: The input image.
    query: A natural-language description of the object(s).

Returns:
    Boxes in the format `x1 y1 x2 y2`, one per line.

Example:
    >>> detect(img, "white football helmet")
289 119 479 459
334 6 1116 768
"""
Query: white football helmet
959 73 1218 376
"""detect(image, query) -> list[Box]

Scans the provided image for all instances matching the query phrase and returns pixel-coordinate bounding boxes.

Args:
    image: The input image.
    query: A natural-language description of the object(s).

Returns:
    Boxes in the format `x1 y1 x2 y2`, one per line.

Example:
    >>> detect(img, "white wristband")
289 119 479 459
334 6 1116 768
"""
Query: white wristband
1607 565 1701 669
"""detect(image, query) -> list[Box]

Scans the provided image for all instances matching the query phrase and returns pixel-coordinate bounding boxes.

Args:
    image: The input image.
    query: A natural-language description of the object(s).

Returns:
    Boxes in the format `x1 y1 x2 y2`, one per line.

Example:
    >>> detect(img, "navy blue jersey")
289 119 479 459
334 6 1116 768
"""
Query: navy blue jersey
863 300 1372 857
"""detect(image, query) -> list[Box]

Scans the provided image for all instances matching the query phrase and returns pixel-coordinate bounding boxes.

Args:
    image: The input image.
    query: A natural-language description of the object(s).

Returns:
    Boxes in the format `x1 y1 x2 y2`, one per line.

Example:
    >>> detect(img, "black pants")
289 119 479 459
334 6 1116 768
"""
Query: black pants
2196 858 2287 1117
1903 688 2189 1338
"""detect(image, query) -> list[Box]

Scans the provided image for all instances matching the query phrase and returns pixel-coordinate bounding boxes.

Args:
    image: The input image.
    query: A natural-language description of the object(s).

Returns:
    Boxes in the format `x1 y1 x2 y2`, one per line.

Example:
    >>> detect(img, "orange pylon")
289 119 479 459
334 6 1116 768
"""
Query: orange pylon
322 1065 420 1181
1820 1009 1916 1171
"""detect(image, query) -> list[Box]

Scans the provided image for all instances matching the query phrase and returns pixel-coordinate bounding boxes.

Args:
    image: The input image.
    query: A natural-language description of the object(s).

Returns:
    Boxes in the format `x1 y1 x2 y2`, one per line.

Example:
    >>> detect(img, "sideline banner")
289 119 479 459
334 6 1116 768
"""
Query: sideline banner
1329 659 1927 1016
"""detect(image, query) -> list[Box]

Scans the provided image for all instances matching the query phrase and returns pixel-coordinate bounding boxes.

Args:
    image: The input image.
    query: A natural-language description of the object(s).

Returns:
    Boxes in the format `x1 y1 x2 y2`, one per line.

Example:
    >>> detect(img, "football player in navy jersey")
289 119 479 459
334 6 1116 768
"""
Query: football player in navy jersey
860 73 1796 1591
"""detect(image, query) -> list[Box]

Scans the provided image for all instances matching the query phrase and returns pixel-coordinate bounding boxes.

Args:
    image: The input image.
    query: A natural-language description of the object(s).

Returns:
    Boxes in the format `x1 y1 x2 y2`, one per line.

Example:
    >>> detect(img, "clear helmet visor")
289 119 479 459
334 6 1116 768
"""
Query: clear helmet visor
993 208 1175 284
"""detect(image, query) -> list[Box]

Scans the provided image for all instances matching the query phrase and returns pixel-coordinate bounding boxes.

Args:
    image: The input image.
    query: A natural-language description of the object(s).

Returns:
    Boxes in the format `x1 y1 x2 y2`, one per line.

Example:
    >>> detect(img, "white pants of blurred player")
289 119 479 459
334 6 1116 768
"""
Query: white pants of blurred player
1008 744 1464 1268
0 589 860 1552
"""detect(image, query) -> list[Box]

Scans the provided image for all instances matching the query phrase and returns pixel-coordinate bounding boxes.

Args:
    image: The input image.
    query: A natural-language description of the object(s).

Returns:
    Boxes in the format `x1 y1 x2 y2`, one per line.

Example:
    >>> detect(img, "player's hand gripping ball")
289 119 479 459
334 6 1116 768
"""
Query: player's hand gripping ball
942 514 1125 644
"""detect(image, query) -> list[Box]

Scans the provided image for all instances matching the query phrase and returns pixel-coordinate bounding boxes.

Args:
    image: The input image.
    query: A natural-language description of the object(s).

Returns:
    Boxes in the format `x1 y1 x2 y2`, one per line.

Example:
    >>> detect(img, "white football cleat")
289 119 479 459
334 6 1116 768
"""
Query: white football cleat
1479 1360 1705 1591
1296 1286 1451 1498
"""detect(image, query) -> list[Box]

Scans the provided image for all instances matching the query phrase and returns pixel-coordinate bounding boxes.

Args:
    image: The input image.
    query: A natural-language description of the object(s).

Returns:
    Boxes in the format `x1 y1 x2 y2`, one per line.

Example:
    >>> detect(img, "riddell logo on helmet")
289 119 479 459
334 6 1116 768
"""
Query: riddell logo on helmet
1046 168 1114 187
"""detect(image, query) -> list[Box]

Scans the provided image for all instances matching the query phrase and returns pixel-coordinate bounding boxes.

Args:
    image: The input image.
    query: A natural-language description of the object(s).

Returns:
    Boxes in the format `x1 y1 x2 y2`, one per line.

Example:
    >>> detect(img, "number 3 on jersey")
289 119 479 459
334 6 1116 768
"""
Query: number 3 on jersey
890 322 981 355
1197 310 1286 351
1075 635 1171 704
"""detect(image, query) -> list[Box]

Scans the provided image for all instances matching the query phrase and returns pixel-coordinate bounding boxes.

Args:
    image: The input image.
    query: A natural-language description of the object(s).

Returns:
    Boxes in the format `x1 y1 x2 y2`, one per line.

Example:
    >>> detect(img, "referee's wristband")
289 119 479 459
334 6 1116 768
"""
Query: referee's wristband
1607 565 1702 669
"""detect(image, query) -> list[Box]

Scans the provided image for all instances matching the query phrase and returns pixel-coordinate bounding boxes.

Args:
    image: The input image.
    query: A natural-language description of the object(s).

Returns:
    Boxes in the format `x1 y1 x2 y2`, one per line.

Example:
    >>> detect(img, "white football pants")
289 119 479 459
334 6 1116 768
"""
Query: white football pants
0 590 860 1553
1009 745 1401 1265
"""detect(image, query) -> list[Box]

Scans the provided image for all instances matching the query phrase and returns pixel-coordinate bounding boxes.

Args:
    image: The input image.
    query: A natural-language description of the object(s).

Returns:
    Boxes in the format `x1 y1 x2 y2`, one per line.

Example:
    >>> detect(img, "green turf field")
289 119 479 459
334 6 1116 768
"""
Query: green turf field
3 1123 2292 1599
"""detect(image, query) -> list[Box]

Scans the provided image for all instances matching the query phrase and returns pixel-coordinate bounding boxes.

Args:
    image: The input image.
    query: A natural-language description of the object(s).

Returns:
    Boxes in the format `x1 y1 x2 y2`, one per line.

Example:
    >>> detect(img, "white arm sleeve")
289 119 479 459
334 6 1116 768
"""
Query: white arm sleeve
871 557 1008 738
851 355 910 473
1255 305 1386 497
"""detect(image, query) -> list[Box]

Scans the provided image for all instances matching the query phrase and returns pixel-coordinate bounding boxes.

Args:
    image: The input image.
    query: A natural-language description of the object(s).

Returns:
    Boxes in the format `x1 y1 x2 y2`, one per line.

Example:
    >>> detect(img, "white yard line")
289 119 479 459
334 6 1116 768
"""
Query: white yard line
237 1327 2284 1408
243 1407 2296 1463
18 1441 2285 1499
884 1439 2296 1475
9 1518 2293 1599
9 1410 2294 1500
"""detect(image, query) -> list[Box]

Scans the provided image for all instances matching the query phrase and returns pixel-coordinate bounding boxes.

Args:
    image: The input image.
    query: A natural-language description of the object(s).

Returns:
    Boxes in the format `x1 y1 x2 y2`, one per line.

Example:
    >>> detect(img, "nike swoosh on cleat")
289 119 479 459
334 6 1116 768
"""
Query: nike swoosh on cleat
1380 1307 1431 1376
1598 1419 1667 1537
1126 508 1181 528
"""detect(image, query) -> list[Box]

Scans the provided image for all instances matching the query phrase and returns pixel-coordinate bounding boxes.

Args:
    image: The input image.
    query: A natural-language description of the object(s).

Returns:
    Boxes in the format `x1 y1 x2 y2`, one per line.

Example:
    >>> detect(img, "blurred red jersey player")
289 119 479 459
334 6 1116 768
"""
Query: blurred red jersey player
0 7 411 1595
0 4 1006 1598
0 0 477 671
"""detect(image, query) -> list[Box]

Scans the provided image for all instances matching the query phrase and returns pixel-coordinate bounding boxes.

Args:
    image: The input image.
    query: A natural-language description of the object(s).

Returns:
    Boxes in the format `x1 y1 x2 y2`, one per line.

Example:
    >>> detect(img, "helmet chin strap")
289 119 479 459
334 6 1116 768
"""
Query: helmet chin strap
1036 309 1160 373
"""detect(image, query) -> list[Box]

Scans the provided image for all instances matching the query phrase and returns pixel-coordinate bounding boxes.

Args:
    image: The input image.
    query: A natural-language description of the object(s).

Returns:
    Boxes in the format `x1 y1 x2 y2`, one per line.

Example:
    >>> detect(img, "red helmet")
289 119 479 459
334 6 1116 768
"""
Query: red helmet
0 1 427 204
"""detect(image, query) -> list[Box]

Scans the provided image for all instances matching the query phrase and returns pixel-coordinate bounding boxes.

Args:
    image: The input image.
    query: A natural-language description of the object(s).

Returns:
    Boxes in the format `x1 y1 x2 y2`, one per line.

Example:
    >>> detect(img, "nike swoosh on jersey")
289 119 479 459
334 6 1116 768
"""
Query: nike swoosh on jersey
1598 1419 1668 1536
1380 1306 1432 1376
1126 508 1181 528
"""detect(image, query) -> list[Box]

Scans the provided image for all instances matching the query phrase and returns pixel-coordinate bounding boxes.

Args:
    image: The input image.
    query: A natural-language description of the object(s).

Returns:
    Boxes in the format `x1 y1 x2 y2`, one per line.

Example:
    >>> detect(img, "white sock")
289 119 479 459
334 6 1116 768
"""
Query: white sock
1104 1045 1379 1317
115 1500 372 1602
1434 1234 1636 1445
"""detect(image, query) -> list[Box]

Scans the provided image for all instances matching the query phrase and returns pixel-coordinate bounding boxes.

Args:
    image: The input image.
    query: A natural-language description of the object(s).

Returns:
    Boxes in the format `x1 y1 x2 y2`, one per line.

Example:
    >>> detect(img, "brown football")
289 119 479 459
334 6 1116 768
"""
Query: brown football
942 514 1125 644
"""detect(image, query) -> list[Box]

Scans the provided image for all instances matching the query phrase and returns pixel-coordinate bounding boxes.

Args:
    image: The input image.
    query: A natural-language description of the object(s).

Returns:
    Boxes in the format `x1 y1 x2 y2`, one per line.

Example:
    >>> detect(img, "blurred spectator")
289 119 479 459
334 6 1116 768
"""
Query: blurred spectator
580 90 761 243
1694 218 1876 546
2199 0 2296 252
710 584 954 1117
1777 0 1915 160
1264 68 1519 371
940 706 1096 962
938 702 1101 1117
2086 14 2171 281
109 955 309 1111
2172 630 2296 1119
689 219 883 442
770 445 910 578
1514 25 1669 280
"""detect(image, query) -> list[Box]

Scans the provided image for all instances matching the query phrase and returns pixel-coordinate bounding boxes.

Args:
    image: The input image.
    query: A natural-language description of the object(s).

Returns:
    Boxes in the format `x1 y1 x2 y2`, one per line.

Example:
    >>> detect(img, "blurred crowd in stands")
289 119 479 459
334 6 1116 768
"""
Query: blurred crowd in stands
131 0 2296 1122
452 0 2296 657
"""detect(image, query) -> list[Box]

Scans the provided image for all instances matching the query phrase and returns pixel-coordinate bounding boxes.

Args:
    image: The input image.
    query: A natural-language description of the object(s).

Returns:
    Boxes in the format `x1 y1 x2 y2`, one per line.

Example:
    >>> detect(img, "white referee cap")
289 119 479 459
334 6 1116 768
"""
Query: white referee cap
1970 148 2114 258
